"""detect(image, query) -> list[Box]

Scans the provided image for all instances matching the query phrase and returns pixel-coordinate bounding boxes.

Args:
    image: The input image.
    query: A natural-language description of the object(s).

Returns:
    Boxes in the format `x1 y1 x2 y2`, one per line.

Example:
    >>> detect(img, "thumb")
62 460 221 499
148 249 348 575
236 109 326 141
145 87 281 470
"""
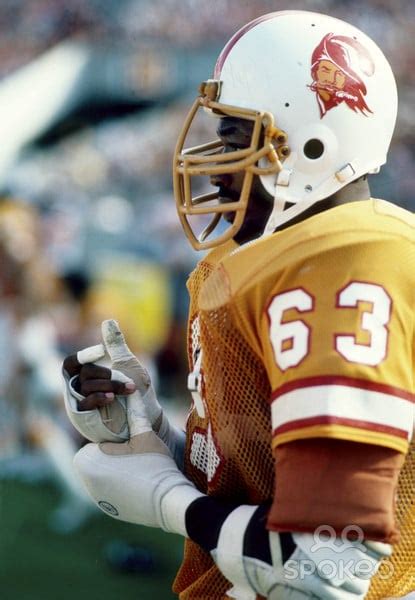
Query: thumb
127 390 152 437
104 369 152 437
101 319 151 395
101 319 134 364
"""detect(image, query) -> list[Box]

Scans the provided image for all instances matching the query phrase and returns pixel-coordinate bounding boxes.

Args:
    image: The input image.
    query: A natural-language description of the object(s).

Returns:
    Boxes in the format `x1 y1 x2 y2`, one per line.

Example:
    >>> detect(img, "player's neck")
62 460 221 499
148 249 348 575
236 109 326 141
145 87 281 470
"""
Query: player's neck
274 176 370 233
330 176 371 206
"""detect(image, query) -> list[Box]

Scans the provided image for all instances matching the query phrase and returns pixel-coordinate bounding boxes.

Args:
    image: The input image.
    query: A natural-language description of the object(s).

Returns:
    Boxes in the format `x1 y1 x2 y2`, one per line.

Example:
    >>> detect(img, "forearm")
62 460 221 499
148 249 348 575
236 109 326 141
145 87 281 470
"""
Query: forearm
269 438 404 544
183 436 404 598
74 433 392 600
184 494 391 600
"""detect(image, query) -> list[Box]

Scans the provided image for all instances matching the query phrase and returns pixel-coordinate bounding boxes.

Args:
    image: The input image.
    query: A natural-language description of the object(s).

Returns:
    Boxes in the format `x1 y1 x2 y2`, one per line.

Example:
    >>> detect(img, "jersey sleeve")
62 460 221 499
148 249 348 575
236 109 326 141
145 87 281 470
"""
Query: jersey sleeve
259 238 415 455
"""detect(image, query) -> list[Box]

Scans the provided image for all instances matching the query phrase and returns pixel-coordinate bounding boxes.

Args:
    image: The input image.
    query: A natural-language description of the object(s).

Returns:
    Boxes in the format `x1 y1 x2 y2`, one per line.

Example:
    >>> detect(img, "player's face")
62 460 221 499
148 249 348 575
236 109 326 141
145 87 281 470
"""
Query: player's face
211 117 274 241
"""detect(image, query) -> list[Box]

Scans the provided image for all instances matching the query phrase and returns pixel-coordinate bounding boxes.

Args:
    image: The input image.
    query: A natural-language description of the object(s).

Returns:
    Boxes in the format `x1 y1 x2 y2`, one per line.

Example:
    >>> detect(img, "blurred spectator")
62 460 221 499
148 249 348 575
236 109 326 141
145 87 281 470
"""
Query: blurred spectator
0 198 96 531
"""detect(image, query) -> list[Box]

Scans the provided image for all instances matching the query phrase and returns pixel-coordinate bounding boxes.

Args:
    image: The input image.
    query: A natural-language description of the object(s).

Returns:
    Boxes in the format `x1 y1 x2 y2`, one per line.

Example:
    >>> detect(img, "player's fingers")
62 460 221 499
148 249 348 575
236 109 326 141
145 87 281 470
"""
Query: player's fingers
77 344 106 365
80 378 136 397
63 344 106 377
77 392 115 412
63 354 82 377
101 319 134 363
79 364 112 382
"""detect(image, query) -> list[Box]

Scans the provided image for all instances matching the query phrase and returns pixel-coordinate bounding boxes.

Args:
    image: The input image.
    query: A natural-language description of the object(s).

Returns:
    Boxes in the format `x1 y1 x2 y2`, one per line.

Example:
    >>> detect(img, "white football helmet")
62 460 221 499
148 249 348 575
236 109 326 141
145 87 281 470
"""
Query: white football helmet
173 10 398 249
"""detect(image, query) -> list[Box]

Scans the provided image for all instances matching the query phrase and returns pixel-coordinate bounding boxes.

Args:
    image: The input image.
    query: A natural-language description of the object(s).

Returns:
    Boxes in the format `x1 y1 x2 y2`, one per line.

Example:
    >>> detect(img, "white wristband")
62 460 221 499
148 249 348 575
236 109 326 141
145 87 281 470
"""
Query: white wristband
160 484 204 536
214 505 257 596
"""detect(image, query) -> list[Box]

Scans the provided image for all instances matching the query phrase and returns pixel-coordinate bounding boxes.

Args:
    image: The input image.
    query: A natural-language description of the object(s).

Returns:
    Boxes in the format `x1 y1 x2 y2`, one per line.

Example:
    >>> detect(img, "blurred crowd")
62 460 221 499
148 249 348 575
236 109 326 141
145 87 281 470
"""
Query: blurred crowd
1 1 415 71
0 0 414 533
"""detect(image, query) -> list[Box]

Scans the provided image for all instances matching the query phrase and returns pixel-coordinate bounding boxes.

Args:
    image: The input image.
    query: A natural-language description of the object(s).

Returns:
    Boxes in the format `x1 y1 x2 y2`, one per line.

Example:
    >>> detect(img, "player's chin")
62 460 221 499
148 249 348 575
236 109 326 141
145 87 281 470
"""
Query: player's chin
218 193 238 223
219 201 236 224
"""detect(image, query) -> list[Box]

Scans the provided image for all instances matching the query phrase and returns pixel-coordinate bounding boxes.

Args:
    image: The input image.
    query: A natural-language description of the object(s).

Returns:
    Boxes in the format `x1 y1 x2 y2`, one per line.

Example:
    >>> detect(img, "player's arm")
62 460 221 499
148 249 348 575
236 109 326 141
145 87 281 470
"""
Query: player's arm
268 438 405 542
74 429 390 600
184 494 392 599
259 242 414 546
72 321 390 600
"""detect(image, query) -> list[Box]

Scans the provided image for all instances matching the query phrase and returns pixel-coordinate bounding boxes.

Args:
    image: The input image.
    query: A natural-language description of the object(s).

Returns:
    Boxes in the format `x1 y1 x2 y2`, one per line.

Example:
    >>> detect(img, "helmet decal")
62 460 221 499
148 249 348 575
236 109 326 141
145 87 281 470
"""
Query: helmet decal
309 33 375 118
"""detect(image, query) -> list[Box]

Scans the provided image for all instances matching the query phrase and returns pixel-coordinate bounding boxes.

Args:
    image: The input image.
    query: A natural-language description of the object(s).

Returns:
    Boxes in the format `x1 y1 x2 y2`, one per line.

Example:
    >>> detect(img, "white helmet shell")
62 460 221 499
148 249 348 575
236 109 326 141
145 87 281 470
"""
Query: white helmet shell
214 10 397 207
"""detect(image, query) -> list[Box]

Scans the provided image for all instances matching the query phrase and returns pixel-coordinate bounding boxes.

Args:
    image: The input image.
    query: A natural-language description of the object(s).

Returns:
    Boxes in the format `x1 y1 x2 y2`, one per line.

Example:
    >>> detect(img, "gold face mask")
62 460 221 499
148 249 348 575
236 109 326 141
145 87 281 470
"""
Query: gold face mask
173 80 290 250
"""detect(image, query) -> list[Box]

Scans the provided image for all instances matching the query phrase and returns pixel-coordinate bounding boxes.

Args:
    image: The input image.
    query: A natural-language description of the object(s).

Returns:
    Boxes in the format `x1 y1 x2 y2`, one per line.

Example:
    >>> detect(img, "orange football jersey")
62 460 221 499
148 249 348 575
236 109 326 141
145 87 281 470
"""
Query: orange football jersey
175 200 415 599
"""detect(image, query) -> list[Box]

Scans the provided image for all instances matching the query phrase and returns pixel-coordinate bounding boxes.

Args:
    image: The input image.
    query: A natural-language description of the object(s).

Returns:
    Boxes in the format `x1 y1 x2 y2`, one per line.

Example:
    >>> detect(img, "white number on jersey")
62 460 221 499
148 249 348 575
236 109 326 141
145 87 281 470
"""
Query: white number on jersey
267 288 314 371
335 282 391 366
268 281 391 370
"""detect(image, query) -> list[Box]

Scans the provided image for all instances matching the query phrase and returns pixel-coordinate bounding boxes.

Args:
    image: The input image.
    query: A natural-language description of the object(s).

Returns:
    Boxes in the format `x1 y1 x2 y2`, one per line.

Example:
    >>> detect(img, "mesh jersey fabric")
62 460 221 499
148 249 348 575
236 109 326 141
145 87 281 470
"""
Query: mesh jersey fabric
173 239 261 600
174 200 415 599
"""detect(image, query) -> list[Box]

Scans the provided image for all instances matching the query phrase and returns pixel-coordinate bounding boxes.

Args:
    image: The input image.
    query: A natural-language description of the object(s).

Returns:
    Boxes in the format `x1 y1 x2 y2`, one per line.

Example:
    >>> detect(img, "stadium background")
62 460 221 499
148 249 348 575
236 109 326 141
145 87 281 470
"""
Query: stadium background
0 1 414 599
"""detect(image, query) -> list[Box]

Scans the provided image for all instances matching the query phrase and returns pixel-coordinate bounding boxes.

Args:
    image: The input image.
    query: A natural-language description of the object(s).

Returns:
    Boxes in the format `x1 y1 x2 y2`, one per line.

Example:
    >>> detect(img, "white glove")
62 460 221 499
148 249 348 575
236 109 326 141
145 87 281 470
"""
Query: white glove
220 537 390 600
214 512 391 600
62 321 186 468
73 380 202 533
278 533 391 599
62 344 130 444
101 319 186 468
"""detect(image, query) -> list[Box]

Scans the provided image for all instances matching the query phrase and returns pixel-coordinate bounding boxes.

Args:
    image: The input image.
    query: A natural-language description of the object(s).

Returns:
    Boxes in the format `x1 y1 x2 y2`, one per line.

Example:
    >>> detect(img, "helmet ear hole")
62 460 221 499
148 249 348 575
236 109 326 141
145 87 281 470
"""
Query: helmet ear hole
304 139 324 159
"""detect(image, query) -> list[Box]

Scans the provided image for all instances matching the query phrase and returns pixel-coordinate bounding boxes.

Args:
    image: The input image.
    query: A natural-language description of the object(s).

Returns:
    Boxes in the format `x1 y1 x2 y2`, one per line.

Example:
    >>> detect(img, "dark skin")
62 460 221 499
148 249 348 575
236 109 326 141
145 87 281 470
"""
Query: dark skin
214 116 370 241
63 355 135 411
64 116 371 409
213 117 274 244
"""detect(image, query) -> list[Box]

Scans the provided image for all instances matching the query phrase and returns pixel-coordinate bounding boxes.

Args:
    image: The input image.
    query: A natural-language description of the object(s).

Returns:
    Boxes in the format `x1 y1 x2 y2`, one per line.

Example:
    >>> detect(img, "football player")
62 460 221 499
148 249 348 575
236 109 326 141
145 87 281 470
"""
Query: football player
62 10 415 600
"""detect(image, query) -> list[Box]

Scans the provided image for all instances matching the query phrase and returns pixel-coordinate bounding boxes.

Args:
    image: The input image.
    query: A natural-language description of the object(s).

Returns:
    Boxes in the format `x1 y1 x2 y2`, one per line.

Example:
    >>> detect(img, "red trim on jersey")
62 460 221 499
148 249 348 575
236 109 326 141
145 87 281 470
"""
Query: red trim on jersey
271 375 415 403
273 415 408 440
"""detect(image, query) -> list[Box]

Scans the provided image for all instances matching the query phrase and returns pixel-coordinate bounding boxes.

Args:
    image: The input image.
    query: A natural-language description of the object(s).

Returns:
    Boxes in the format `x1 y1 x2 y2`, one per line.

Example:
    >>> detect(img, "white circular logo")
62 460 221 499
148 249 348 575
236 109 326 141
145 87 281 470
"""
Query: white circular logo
98 500 119 516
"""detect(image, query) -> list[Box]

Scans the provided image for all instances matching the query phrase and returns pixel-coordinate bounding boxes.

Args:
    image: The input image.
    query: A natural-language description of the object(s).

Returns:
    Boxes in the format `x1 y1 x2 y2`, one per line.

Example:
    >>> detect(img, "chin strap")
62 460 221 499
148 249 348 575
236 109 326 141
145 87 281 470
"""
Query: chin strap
262 154 368 236
262 195 319 236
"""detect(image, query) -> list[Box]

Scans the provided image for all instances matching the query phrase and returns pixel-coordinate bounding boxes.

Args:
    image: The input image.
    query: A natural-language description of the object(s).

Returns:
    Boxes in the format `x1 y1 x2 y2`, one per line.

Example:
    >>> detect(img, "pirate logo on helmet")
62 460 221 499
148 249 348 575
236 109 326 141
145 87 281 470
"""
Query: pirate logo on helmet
309 33 375 118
